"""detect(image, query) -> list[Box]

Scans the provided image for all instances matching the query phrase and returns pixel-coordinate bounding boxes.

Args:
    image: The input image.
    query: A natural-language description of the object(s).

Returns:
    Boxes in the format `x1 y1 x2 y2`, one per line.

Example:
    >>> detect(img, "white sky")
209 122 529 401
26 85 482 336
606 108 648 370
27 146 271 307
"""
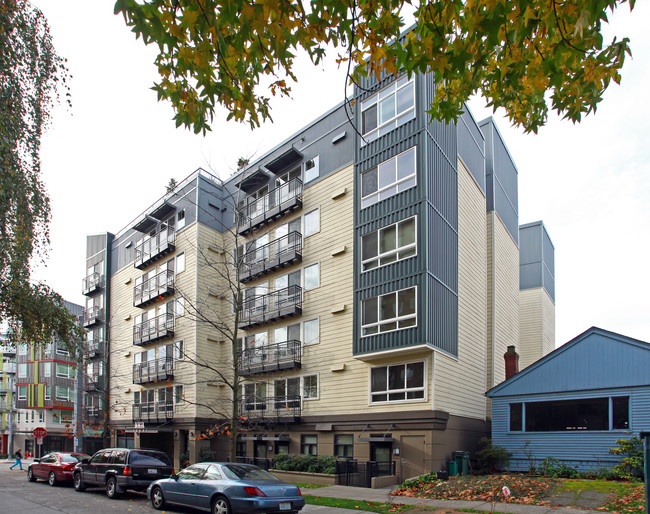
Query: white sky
31 0 650 348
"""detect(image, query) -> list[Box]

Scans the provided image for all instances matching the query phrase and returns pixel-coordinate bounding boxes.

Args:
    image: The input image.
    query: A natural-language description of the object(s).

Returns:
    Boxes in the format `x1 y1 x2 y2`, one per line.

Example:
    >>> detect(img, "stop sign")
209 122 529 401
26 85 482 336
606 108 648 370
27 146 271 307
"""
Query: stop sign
33 427 47 438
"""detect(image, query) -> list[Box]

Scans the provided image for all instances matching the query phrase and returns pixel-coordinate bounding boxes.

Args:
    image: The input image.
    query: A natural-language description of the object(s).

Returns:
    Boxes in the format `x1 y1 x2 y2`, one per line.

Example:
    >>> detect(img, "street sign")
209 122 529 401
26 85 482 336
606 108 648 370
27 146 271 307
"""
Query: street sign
33 427 47 439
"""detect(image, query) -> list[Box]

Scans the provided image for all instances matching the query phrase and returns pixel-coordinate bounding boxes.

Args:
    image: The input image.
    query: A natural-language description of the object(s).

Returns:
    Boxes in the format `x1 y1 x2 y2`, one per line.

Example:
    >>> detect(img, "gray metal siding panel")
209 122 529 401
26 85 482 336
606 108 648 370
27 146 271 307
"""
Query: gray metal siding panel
457 109 486 193
428 273 458 356
519 224 542 265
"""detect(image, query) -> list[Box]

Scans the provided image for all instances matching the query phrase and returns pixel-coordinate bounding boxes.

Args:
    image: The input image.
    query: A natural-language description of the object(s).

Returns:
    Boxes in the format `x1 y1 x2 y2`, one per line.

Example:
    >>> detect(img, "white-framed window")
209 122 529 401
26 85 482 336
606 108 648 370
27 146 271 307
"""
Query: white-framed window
174 340 184 360
174 384 184 404
303 318 319 345
361 75 415 143
38 411 44 423
44 362 51 377
44 385 51 400
56 386 74 401
362 216 417 271
176 252 185 273
56 363 73 378
56 340 69 355
17 386 27 400
361 146 416 208
53 410 72 424
304 156 319 183
31 410 35 422
274 378 301 408
176 297 185 317
303 263 320 290
18 363 27 378
370 361 425 403
243 382 267 411
303 209 320 237
177 209 186 229
18 344 28 356
301 434 318 456
362 286 416 336
303 374 318 400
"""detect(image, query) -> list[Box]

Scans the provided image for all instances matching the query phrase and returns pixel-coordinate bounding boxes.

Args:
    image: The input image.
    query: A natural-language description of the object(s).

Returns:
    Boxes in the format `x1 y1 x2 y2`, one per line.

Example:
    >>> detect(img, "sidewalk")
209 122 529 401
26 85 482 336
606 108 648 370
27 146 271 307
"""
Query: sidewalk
305 485 615 513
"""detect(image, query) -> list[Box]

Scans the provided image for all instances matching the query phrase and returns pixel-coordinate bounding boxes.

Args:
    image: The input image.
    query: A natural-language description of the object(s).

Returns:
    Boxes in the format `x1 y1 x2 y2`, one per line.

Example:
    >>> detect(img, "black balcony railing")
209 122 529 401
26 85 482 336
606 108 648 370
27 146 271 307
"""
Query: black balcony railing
240 340 301 375
82 272 103 295
83 306 103 327
239 285 302 329
239 232 302 283
239 395 301 421
237 178 303 235
133 312 174 345
134 226 175 269
85 376 102 391
133 269 175 307
86 340 104 358
133 357 174 384
132 401 173 422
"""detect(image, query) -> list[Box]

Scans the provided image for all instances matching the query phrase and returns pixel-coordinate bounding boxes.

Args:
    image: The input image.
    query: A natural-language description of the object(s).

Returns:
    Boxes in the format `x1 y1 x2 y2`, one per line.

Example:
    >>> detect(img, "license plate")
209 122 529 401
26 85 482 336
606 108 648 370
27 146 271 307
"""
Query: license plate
279 502 291 510
148 469 158 474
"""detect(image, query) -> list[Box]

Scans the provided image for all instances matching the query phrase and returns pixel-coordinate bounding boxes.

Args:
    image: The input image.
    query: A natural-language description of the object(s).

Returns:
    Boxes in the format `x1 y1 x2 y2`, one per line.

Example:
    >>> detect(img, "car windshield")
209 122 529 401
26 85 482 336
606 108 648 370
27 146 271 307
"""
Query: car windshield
222 464 279 481
129 451 172 466
61 454 88 463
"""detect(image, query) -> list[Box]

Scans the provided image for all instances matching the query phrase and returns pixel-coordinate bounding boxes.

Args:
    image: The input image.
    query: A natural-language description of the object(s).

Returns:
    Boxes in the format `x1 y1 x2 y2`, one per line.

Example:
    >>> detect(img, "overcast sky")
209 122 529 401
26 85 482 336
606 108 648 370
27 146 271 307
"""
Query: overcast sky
31 0 649 348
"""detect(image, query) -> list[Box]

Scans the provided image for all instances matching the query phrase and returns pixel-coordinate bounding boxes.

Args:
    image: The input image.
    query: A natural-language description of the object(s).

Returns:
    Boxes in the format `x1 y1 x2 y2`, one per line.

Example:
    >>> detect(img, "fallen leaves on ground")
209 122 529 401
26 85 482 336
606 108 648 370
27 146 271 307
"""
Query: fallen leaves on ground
599 484 645 514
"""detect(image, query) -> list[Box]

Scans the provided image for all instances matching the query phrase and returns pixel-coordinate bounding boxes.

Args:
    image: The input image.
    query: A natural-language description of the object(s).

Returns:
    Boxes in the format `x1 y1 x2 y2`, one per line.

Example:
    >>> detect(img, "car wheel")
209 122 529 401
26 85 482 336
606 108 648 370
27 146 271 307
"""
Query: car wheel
27 468 36 482
106 476 120 499
212 495 232 514
151 486 166 510
73 472 86 492
48 471 57 487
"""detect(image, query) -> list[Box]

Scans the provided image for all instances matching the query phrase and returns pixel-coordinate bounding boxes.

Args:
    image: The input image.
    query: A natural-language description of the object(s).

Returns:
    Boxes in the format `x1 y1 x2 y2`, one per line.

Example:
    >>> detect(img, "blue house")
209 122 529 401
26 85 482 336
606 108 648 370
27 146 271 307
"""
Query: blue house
486 327 650 471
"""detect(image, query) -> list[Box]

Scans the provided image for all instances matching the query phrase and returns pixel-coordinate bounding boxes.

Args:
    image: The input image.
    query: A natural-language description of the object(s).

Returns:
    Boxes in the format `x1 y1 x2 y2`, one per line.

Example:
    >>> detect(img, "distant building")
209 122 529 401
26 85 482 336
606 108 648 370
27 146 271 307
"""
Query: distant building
0 333 17 454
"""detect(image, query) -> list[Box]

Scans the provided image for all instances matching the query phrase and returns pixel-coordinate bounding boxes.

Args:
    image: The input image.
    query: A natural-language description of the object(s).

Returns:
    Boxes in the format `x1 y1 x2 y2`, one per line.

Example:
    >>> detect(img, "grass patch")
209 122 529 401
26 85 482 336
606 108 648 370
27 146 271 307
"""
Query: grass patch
304 495 410 512
293 482 328 489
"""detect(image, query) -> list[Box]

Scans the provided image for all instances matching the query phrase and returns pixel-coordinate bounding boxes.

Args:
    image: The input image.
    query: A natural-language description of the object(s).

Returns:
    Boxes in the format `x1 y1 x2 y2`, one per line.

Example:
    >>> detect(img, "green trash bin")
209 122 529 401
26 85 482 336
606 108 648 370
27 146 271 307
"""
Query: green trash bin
452 451 470 476
447 460 458 476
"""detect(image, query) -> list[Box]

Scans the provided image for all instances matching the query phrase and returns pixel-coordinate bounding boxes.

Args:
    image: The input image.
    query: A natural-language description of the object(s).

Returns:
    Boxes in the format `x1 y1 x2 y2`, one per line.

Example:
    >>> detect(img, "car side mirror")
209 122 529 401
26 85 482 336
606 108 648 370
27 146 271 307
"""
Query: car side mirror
81 458 90 464
171 473 179 481
33 458 40 463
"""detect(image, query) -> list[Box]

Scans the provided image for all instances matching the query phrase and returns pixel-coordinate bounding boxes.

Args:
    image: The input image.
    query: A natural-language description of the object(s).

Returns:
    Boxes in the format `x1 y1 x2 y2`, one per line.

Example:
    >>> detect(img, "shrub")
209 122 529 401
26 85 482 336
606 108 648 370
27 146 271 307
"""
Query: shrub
273 454 336 474
476 437 511 473
609 436 644 480
539 457 579 478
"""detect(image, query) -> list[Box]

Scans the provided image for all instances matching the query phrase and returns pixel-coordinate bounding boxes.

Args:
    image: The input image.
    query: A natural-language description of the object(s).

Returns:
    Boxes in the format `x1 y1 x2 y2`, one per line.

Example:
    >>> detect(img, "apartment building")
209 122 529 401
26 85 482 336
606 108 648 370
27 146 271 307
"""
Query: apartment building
0 334 17 454
83 70 554 478
12 300 83 456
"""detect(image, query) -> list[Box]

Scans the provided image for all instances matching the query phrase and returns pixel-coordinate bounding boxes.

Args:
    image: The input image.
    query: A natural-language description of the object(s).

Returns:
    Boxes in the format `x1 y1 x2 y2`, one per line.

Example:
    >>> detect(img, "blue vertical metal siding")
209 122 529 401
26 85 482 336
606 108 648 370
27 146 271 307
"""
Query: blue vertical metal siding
457 109 486 193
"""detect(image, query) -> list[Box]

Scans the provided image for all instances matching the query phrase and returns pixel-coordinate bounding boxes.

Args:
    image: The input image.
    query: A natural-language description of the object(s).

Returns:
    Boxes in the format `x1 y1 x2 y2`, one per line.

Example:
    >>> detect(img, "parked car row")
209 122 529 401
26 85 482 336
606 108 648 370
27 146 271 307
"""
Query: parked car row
26 448 305 513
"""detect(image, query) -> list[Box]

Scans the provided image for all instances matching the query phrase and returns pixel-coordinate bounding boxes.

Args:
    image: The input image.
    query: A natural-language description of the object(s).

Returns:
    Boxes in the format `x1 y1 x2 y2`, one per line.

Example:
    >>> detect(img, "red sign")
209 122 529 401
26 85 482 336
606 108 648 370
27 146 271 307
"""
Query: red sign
33 427 47 438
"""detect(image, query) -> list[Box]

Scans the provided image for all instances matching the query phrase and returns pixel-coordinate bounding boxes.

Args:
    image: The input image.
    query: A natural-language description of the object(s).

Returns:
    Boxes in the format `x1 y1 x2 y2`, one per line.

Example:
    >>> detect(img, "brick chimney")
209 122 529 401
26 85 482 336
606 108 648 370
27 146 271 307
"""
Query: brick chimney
504 345 519 380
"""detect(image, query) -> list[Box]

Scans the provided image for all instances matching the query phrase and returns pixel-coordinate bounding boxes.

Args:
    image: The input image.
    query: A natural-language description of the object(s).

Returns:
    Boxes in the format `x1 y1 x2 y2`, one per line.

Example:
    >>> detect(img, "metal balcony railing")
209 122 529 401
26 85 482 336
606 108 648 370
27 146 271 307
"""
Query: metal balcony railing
239 395 301 421
133 356 174 384
134 225 176 270
133 269 175 307
239 285 302 329
85 376 102 392
132 401 173 422
82 272 103 295
84 406 103 420
239 231 302 283
240 340 301 375
86 339 104 358
83 306 103 327
2 362 16 374
237 178 303 235
133 312 175 345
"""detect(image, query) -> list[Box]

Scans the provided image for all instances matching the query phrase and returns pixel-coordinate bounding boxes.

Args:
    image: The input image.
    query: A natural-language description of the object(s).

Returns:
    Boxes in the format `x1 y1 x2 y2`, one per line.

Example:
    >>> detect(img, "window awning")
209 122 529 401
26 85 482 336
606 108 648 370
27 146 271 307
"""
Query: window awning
265 147 303 174
150 202 176 220
131 215 157 233
235 168 271 193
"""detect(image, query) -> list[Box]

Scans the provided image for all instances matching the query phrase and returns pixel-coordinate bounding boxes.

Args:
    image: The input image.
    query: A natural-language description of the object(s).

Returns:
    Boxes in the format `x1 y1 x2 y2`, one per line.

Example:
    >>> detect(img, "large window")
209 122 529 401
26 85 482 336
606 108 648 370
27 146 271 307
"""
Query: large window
361 147 416 208
362 217 416 271
303 319 319 345
303 263 320 290
304 209 320 237
303 375 318 400
334 435 354 458
18 386 27 400
370 361 425 403
362 287 416 336
361 76 415 143
509 396 630 432
301 434 318 456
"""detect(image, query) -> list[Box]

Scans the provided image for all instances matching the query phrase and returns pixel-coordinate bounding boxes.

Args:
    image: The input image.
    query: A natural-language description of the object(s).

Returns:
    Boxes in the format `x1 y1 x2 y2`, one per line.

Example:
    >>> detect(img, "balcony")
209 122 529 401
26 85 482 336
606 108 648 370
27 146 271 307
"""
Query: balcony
1 362 16 374
85 376 102 392
133 357 174 384
133 269 175 308
84 406 103 421
239 286 302 329
239 395 301 422
86 339 104 358
239 232 302 283
240 340 301 376
237 178 303 236
132 401 173 422
133 312 174 345
83 306 103 327
134 225 175 270
82 272 103 296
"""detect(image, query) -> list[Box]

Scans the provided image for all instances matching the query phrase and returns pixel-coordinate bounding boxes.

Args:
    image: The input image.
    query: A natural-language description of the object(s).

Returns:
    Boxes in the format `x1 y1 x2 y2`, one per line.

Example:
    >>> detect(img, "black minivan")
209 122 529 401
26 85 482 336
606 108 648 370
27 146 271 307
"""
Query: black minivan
73 448 173 498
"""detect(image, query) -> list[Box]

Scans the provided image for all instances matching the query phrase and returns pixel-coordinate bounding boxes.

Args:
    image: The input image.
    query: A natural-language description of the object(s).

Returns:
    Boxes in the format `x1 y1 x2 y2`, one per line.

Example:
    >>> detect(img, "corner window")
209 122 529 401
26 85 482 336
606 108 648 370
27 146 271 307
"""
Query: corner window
361 76 415 143
176 298 185 317
303 319 319 345
362 287 416 336
303 374 318 400
361 147 416 208
301 434 318 456
174 385 184 404
304 209 320 237
303 263 319 290
174 341 184 360
177 209 186 230
362 216 416 271
304 156 319 183
370 361 425 403
176 252 185 273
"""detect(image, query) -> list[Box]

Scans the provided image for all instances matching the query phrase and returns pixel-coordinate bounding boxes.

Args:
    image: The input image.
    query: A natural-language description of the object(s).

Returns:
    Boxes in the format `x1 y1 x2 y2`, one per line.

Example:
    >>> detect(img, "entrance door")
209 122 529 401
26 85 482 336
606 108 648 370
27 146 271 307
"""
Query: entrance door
370 442 393 476
400 435 425 481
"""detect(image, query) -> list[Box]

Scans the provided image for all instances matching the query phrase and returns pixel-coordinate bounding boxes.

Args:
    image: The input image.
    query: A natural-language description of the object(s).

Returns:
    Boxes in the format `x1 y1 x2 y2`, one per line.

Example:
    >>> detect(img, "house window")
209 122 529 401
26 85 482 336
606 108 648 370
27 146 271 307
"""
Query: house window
361 76 415 143
303 263 319 290
275 439 290 455
370 361 425 403
612 397 629 429
44 385 51 400
56 363 73 378
304 156 319 183
362 217 416 271
304 209 320 237
509 403 523 431
243 382 267 411
362 286 416 336
303 375 318 400
274 378 300 408
177 209 186 229
18 344 28 356
334 435 354 458
56 340 69 355
523 396 630 432
56 386 73 401
176 252 185 273
18 363 27 378
18 386 27 400
174 385 184 404
174 340 184 360
301 434 318 456
38 411 44 423
361 147 416 208
303 319 319 345
43 362 51 377
176 297 185 317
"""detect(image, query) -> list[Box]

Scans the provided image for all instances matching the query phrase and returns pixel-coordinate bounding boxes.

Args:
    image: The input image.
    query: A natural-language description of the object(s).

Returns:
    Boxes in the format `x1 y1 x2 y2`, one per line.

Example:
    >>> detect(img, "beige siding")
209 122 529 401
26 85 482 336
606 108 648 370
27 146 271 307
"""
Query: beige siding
434 159 487 420
519 287 555 370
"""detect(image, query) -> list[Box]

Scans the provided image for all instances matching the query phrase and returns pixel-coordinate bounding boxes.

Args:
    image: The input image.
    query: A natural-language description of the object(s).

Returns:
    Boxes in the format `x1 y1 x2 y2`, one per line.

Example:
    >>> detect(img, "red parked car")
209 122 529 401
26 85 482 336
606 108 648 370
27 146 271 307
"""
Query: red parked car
27 452 90 486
